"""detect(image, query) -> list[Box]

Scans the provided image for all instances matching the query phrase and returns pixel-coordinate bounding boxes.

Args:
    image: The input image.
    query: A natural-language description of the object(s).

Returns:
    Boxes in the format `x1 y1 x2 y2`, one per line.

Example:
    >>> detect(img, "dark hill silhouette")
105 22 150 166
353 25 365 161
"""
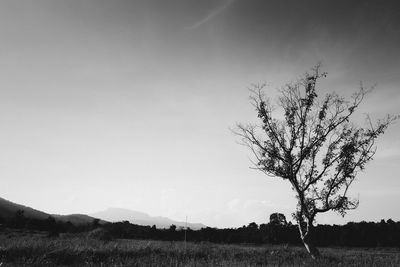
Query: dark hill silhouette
0 197 49 220
90 207 206 229
0 197 104 225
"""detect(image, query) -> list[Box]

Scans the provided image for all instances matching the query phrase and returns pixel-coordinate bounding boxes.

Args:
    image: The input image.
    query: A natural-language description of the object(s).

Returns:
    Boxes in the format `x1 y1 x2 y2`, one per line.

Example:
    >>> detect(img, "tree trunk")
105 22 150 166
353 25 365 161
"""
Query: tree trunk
298 219 320 259
301 236 320 259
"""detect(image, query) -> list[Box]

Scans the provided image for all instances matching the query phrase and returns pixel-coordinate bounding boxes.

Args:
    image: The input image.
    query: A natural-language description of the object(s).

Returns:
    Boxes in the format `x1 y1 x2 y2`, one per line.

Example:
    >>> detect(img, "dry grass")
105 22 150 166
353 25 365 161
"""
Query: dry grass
0 229 399 266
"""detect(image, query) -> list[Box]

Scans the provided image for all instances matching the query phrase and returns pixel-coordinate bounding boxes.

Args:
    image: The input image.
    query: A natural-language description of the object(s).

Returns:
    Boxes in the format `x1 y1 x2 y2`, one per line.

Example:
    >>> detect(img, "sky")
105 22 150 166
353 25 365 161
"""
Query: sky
0 0 399 228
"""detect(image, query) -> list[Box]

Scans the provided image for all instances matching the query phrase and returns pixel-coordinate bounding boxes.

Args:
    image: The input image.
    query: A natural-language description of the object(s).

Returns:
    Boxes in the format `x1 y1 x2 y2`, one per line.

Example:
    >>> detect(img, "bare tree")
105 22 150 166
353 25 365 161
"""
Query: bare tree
234 65 398 258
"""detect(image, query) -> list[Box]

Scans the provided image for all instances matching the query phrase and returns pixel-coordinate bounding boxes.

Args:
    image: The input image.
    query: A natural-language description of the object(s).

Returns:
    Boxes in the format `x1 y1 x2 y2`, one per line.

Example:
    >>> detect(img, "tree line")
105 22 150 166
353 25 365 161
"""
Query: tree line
103 219 400 247
0 210 95 235
1 210 400 247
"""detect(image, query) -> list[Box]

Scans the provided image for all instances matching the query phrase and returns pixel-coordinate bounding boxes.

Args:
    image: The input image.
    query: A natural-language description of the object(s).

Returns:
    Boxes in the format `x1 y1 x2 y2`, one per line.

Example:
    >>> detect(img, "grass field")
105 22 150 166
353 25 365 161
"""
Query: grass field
0 229 399 266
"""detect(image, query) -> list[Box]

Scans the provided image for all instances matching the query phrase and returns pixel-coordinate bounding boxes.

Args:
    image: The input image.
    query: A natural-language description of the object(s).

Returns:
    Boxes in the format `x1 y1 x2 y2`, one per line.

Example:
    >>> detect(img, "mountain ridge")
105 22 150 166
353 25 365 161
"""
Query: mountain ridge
90 207 207 229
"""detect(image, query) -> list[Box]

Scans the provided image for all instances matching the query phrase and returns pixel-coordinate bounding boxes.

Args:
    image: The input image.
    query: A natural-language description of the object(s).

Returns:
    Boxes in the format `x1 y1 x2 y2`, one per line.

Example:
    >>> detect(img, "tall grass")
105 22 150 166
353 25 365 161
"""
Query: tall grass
0 230 399 266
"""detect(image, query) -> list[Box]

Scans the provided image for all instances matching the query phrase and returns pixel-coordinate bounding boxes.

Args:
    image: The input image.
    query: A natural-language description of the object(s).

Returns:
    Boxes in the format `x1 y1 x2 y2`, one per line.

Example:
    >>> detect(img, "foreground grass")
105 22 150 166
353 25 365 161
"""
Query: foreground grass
0 229 399 266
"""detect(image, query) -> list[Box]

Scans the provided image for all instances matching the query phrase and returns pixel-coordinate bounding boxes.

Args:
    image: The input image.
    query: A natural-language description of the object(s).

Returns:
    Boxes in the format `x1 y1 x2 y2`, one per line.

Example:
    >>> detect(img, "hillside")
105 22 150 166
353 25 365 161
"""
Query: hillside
0 197 102 225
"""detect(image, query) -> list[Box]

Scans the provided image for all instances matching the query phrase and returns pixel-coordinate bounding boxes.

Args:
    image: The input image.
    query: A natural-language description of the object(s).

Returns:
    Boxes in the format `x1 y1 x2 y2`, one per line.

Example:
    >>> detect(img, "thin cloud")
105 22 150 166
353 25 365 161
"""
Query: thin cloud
185 0 235 30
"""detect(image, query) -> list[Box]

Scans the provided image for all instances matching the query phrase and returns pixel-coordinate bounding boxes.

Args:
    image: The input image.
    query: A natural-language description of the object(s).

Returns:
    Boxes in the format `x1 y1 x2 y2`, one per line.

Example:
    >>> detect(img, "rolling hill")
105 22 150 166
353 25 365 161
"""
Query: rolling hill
0 197 103 225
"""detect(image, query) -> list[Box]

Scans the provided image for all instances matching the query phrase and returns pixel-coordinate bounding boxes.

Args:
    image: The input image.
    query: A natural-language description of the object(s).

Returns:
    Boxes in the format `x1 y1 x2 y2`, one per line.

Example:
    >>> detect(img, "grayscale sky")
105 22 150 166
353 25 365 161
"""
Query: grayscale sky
0 0 399 228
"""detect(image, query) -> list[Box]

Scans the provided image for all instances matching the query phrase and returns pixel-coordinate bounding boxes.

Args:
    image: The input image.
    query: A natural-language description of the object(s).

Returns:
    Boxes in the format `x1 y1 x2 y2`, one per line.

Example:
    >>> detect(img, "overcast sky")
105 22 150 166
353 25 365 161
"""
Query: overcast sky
0 0 399 228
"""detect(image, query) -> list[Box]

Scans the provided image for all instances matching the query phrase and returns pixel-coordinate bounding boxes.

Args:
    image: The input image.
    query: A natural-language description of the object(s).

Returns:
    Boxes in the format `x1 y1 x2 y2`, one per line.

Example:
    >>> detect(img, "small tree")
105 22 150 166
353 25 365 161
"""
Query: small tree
269 213 287 226
169 224 177 232
234 65 397 258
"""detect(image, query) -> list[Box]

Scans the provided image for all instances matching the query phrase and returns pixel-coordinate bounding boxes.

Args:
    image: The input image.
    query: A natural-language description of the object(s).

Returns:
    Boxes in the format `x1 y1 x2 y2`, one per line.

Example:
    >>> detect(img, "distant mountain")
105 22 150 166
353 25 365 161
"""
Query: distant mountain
0 197 103 226
0 197 206 229
90 208 206 230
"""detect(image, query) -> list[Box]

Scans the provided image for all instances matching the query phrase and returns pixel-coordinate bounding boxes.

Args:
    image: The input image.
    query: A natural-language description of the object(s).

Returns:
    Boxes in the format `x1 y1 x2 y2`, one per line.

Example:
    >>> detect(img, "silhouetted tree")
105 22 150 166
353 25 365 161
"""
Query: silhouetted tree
234 65 398 258
247 222 258 230
270 213 287 226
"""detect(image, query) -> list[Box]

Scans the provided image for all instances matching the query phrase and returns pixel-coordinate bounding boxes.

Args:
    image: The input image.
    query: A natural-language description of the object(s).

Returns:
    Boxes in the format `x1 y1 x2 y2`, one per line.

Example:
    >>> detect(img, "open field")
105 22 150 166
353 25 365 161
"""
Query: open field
0 229 399 266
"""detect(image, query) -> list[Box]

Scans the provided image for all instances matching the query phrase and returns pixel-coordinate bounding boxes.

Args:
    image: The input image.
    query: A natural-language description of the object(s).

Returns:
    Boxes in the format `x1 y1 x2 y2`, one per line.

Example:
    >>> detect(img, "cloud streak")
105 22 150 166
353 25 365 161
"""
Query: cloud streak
185 0 235 30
